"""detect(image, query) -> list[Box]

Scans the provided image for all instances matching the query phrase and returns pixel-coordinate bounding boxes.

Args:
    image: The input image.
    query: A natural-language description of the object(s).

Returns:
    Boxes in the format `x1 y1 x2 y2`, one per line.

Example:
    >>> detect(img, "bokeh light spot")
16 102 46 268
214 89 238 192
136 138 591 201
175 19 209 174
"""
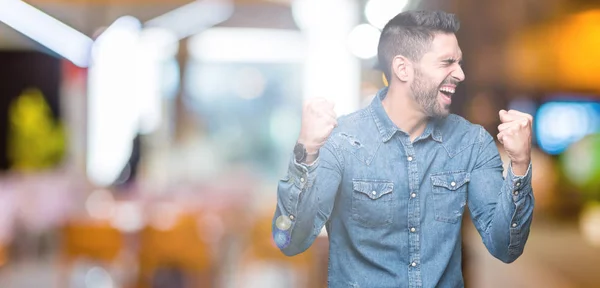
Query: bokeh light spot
275 215 292 231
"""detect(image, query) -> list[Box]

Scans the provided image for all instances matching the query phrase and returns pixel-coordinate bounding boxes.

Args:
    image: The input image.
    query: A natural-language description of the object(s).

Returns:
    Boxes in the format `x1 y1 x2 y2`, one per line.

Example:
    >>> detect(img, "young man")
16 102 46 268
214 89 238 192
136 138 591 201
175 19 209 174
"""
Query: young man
272 10 534 288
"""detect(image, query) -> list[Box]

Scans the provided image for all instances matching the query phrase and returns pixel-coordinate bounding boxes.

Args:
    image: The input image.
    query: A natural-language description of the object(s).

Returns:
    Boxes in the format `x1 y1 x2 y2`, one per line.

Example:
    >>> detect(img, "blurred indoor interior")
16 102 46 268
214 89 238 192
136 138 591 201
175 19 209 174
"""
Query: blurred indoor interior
1 0 600 287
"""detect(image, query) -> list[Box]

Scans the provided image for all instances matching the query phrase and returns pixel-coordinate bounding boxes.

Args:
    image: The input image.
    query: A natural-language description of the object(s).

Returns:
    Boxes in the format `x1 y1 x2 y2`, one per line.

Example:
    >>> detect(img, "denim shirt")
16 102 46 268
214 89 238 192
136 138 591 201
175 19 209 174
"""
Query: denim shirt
272 87 534 288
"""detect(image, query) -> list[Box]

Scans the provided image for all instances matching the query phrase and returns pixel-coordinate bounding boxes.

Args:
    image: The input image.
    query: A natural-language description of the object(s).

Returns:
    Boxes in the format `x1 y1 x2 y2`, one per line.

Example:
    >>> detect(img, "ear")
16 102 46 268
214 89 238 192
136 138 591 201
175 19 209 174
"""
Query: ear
391 55 412 82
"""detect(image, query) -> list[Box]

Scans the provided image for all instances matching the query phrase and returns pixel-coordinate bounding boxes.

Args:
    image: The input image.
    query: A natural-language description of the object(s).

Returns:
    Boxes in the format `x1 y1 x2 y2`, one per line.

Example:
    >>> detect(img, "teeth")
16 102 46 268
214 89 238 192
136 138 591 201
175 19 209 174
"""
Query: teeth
440 87 455 94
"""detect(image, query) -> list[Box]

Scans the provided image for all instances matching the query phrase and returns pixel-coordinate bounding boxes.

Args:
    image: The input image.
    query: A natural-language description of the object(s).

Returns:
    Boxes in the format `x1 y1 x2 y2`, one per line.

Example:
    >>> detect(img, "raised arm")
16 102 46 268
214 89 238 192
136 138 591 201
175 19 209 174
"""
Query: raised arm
467 110 534 263
272 98 342 256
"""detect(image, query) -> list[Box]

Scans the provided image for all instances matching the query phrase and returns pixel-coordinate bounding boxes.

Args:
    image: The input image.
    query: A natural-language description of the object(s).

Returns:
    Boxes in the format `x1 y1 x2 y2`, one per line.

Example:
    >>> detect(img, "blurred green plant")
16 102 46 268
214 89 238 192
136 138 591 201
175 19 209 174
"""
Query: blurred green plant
7 88 66 171
560 133 600 201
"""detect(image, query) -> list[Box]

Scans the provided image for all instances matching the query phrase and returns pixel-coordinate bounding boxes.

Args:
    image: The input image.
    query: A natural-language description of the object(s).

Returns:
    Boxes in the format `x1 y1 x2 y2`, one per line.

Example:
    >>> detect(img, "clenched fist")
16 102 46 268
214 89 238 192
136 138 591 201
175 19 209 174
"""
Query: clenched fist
497 109 533 175
298 98 338 156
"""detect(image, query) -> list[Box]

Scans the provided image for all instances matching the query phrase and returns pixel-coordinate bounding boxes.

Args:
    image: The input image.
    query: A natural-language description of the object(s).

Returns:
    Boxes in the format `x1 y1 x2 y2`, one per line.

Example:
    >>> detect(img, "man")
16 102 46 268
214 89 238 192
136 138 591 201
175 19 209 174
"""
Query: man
272 10 534 288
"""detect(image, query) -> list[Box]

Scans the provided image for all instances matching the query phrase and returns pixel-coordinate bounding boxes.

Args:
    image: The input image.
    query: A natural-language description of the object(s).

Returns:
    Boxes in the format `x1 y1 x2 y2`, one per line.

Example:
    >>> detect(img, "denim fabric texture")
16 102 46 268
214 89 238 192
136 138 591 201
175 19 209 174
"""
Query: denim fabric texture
273 87 534 288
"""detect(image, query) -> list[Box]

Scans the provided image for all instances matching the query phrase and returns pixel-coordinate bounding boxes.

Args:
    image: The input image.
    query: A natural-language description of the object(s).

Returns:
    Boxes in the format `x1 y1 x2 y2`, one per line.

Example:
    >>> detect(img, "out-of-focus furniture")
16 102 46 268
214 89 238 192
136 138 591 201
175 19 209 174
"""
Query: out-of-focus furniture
59 220 124 286
137 211 215 288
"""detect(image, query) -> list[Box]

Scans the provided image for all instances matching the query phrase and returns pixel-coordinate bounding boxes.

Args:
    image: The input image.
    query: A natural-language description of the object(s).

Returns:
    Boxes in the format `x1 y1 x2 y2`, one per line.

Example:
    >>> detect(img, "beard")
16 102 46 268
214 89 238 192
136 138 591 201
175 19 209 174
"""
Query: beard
411 68 451 119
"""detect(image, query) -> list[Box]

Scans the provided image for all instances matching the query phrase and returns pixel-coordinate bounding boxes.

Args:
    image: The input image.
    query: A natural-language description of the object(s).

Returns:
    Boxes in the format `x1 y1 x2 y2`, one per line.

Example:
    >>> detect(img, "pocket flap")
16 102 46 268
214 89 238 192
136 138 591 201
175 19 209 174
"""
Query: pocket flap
431 171 470 191
352 180 394 200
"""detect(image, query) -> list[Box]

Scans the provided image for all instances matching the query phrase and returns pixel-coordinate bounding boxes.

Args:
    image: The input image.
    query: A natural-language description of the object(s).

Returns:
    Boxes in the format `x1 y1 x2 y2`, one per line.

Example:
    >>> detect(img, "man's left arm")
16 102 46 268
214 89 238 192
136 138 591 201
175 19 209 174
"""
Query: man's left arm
467 110 535 263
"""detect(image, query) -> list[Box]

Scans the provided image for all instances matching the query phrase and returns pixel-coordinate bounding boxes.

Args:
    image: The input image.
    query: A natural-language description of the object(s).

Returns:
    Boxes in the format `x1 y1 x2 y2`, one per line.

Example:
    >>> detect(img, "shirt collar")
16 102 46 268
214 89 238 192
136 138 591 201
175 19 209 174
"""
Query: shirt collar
369 87 443 143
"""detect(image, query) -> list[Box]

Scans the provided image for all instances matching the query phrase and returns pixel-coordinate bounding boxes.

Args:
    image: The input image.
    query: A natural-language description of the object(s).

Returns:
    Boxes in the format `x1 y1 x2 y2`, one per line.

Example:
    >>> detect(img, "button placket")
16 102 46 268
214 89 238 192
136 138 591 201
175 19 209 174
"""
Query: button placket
401 137 422 286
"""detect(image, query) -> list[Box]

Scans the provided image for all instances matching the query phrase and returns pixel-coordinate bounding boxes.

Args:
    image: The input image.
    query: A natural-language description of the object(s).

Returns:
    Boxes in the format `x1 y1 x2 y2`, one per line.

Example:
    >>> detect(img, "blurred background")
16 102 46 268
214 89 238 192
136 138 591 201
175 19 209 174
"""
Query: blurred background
0 0 599 287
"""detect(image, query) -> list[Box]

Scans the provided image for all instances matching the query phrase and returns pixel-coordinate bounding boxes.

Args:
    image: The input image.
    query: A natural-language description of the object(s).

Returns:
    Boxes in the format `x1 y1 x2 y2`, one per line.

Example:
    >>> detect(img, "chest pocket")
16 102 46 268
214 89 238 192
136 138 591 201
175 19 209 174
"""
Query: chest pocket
431 171 470 224
351 180 394 227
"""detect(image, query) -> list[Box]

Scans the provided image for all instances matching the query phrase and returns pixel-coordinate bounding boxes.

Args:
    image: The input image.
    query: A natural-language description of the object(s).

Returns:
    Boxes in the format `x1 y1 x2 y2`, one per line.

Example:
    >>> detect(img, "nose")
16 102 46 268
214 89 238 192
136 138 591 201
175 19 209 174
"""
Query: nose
452 65 465 82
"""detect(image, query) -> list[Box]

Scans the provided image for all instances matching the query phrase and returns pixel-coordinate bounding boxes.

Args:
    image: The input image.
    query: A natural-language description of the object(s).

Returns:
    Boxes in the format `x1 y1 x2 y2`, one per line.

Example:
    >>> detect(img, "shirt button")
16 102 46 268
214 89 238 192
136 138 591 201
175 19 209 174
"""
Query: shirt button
410 227 416 232
408 156 413 162
411 193 417 198
450 181 456 187
289 215 295 220
372 191 377 195
300 177 305 183
512 223 517 228
516 182 521 187
411 262 417 267
513 191 519 196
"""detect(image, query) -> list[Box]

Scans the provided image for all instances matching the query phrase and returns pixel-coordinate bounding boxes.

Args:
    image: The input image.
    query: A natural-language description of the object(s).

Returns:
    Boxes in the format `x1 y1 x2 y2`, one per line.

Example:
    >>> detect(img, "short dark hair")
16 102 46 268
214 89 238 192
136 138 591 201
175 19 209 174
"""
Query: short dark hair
377 10 460 81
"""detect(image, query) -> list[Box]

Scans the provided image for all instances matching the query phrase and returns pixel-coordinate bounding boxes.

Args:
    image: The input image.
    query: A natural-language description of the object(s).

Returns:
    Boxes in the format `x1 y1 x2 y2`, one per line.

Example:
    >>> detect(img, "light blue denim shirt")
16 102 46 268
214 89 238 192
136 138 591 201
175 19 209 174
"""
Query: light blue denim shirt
272 87 534 288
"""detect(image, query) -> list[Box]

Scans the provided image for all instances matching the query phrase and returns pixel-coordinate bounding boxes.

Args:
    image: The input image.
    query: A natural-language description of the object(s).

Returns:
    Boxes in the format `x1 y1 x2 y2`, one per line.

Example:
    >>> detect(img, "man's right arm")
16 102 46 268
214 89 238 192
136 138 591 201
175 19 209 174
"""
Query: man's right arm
272 139 343 256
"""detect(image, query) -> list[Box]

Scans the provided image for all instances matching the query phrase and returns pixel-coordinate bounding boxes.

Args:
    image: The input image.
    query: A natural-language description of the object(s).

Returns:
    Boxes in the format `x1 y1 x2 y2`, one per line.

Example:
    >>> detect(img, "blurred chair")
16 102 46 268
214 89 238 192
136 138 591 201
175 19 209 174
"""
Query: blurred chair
0 242 8 268
59 220 124 287
62 221 123 261
137 211 215 288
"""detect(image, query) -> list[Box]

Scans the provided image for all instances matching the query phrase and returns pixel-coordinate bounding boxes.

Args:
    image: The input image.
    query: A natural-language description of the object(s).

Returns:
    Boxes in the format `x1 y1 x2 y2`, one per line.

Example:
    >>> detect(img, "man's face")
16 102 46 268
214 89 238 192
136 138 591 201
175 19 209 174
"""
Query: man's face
410 33 465 119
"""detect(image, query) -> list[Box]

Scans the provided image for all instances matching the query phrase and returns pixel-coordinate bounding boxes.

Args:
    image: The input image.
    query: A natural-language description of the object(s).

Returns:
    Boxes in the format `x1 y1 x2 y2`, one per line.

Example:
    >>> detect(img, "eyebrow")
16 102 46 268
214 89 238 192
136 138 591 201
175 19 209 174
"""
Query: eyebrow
441 56 463 65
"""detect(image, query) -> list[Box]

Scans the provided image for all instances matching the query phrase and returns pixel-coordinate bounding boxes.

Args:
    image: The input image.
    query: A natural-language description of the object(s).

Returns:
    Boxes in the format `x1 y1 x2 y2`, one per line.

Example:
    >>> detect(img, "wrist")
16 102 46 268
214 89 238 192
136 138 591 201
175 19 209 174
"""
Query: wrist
511 160 530 176
304 153 319 165
511 156 531 167
297 139 319 155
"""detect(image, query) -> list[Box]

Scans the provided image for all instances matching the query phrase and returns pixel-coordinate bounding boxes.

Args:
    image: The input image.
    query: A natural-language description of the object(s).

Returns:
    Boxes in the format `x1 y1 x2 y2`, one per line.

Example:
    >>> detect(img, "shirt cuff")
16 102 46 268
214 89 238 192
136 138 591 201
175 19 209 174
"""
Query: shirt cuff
507 162 532 202
288 153 319 190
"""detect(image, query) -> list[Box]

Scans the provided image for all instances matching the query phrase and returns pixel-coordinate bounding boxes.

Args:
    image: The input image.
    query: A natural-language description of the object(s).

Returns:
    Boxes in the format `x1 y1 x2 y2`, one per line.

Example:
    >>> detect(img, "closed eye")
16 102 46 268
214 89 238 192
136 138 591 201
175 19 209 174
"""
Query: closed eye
443 59 462 66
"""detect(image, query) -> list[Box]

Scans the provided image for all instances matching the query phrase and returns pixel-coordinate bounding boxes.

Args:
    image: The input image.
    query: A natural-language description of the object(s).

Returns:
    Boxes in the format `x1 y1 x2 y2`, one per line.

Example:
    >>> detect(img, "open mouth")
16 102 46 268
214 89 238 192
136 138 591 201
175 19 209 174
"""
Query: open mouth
439 86 455 97
438 86 455 106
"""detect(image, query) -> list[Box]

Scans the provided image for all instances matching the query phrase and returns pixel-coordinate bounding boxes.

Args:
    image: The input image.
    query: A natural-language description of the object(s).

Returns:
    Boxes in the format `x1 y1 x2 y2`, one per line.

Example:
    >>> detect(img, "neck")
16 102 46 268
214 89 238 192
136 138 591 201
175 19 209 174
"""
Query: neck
382 85 429 141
